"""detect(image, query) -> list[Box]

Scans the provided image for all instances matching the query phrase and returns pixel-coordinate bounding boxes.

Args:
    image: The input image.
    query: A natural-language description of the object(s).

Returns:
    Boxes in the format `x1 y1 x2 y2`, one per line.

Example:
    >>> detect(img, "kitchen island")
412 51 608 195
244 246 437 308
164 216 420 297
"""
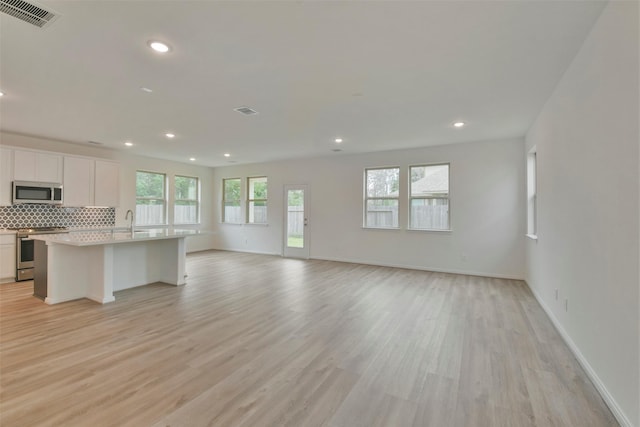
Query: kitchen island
30 229 202 305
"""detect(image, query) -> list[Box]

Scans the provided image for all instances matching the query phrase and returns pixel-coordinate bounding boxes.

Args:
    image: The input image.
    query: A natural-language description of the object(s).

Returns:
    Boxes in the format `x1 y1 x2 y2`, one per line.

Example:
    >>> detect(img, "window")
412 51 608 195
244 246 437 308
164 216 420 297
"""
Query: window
136 171 166 225
364 167 400 228
174 175 199 224
409 164 450 230
222 178 242 223
247 176 267 224
527 148 537 237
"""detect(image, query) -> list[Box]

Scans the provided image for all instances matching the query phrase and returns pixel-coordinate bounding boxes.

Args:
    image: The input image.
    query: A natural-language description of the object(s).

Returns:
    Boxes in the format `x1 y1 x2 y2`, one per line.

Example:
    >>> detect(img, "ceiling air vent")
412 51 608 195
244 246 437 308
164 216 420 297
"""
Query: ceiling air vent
234 106 259 116
87 140 103 146
0 0 60 28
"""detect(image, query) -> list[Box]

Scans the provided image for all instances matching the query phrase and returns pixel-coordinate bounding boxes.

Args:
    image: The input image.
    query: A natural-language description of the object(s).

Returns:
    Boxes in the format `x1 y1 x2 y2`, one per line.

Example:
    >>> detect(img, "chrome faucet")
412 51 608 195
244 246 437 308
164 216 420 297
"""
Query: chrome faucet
125 209 135 233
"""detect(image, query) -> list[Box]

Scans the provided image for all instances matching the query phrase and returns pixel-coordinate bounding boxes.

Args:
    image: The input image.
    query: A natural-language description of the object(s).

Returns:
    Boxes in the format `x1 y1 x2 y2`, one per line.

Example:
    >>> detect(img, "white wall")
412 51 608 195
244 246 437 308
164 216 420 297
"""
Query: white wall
525 2 639 426
213 137 526 279
0 132 216 252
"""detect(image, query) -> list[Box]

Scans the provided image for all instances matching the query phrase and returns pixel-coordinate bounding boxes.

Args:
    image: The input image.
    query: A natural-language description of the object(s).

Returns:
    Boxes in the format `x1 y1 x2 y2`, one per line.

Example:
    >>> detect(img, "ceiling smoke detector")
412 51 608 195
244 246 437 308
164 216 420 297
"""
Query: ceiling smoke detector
234 106 258 116
0 0 60 28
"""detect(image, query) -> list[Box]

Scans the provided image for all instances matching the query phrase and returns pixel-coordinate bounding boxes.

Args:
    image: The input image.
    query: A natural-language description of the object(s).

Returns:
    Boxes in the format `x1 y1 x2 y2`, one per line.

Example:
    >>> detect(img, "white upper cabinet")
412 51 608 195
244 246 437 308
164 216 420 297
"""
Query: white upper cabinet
3 146 120 207
63 156 94 207
0 147 13 206
63 157 120 207
94 160 120 207
13 150 63 183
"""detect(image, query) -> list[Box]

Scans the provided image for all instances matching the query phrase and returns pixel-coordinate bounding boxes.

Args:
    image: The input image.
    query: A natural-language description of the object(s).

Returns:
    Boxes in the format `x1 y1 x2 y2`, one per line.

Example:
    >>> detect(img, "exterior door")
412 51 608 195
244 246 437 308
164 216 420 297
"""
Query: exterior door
283 185 309 258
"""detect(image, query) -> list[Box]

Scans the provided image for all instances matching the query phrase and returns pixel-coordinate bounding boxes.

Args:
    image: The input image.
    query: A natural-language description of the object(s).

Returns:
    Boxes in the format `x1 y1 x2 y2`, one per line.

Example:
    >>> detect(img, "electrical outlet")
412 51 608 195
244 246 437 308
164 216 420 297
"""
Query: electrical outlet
564 299 568 312
555 289 559 301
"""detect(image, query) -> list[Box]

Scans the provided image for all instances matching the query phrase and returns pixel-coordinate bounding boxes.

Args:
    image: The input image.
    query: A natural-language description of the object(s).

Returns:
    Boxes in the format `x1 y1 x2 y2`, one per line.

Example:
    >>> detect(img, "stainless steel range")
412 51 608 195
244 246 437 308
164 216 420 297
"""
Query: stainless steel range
12 227 69 281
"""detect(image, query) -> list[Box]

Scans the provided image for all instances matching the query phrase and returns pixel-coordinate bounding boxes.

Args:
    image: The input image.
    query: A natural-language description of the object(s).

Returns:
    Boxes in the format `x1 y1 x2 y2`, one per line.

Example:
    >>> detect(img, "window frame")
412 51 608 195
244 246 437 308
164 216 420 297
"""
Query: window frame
526 147 538 239
174 175 200 225
222 177 242 224
408 163 451 231
246 176 268 224
135 170 167 226
363 166 401 229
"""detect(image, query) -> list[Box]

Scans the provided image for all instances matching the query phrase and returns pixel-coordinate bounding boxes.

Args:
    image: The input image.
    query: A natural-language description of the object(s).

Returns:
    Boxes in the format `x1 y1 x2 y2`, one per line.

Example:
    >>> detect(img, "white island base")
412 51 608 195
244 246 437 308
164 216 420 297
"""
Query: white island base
31 229 197 305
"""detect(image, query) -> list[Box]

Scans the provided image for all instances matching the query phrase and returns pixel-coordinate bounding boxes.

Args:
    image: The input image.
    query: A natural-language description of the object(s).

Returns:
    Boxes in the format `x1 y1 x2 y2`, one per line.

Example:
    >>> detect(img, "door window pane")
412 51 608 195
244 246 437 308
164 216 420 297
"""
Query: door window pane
287 189 304 247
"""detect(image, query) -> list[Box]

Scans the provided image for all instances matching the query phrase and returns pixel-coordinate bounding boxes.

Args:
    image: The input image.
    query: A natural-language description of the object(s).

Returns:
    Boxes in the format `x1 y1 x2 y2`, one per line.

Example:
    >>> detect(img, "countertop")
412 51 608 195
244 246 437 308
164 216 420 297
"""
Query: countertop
28 228 203 247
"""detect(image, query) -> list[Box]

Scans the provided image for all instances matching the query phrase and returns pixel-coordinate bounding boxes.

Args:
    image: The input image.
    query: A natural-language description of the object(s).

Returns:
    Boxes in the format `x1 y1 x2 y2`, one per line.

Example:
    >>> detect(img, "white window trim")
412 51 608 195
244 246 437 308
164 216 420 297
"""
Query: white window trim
174 175 200 225
408 163 451 231
363 166 401 229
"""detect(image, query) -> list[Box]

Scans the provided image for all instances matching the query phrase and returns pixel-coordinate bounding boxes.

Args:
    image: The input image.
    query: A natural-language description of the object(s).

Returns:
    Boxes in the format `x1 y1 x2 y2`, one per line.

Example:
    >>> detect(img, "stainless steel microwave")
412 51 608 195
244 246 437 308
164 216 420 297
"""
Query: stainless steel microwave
12 181 63 204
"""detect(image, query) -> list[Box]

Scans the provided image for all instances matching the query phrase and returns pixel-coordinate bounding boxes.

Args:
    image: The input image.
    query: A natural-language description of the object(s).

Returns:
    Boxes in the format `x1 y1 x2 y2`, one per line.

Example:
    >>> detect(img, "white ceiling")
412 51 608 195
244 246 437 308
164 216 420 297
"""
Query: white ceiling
0 0 606 167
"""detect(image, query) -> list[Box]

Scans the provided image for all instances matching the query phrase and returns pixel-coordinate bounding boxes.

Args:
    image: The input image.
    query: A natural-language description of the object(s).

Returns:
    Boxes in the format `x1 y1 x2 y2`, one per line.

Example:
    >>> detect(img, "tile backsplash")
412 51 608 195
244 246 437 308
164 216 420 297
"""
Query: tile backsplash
0 204 115 229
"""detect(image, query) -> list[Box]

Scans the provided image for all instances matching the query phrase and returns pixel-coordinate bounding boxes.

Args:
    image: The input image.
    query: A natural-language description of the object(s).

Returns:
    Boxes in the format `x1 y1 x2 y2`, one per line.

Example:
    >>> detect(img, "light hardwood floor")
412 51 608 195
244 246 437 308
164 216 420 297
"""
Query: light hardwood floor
0 250 617 427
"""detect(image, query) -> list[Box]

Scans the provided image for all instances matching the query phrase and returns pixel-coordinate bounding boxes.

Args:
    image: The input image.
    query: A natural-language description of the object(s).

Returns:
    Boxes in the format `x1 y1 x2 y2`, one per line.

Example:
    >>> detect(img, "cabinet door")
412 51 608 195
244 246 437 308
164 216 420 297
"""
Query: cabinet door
13 150 37 181
36 152 63 183
94 160 120 207
13 150 63 183
63 156 94 207
0 237 16 282
0 148 13 206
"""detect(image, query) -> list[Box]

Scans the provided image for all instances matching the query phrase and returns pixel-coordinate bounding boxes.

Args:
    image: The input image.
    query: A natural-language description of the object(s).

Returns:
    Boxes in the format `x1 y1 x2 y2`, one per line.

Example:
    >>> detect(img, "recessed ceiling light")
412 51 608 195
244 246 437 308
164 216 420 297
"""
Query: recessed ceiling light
124 141 133 147
334 138 343 143
189 157 196 161
140 87 153 93
224 153 231 157
453 121 466 128
0 91 4 97
165 133 175 138
148 40 171 53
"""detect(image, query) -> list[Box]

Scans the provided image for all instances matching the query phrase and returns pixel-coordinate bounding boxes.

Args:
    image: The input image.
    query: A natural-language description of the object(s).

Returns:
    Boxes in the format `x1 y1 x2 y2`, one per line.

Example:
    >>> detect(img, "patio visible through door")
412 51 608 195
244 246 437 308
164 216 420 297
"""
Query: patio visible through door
283 185 309 258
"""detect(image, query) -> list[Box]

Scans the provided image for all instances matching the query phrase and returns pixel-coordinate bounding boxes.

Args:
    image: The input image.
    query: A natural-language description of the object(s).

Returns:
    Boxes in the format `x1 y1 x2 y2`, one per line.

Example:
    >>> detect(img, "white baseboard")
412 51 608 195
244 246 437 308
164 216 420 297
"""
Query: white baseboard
212 247 281 257
311 255 524 281
210 247 524 280
525 281 634 427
